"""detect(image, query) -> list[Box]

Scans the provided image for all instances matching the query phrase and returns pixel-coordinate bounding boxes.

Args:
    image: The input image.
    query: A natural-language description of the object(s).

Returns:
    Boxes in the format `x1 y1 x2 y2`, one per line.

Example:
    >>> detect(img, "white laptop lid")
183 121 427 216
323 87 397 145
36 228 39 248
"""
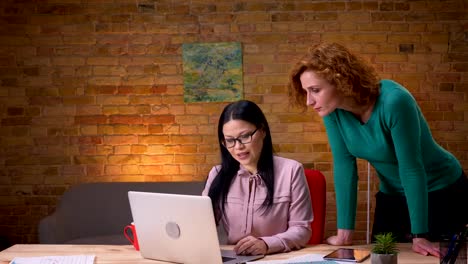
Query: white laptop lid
128 191 264 264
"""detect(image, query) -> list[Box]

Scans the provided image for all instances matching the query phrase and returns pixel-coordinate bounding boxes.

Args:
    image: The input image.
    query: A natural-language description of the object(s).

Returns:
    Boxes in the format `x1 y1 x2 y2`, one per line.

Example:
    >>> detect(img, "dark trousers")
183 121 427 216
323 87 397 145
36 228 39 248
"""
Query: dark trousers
371 171 468 242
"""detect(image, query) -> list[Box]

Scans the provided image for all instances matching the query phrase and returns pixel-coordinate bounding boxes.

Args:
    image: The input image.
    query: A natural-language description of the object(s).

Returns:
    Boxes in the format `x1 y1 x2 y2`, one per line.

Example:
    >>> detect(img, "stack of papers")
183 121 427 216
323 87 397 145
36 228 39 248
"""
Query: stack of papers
10 255 95 264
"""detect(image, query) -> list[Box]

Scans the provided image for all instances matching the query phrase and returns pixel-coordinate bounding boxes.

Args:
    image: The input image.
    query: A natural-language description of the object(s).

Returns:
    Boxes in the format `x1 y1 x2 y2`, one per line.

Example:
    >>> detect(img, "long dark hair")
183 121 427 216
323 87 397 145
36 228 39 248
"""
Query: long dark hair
208 100 275 219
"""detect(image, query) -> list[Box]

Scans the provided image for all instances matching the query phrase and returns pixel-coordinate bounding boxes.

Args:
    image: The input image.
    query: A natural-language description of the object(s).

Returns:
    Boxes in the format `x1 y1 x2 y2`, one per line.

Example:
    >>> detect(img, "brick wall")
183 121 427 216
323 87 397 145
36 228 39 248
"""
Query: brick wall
0 0 467 245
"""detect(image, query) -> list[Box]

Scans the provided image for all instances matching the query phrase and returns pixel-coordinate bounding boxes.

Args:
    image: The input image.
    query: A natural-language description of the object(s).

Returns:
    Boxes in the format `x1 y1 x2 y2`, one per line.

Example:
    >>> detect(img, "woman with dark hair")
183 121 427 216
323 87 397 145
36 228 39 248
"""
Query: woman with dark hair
202 100 313 256
288 42 467 257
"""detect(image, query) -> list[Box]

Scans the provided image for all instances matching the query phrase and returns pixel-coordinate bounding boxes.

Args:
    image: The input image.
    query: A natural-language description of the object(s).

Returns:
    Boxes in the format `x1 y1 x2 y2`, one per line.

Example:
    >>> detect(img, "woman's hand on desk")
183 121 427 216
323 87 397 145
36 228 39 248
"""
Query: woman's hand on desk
412 238 441 257
326 229 354 245
234 236 268 256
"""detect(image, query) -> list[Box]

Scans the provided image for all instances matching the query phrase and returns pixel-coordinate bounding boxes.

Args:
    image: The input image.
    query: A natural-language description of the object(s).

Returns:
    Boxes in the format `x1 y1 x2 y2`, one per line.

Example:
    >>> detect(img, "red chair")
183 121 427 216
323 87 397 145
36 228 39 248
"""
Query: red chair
304 169 327 244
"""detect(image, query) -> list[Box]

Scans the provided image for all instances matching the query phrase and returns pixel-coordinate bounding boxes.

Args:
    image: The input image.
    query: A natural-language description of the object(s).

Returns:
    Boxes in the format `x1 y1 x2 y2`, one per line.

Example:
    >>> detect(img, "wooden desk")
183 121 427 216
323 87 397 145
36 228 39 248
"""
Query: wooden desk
0 244 438 264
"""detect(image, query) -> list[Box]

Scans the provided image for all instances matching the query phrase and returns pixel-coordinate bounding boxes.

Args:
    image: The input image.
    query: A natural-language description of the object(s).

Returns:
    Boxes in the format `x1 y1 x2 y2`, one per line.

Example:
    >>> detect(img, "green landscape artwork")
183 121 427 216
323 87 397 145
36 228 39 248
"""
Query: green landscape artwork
182 42 243 102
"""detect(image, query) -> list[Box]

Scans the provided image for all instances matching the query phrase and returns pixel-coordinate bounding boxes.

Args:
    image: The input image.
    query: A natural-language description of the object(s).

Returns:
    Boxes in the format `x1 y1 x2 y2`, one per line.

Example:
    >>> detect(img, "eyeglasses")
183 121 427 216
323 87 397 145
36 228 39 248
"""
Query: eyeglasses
223 128 259 148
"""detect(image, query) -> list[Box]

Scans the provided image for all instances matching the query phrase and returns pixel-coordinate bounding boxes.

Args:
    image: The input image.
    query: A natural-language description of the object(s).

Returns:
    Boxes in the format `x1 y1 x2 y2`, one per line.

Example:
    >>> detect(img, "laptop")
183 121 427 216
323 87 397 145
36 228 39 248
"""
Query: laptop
128 191 265 264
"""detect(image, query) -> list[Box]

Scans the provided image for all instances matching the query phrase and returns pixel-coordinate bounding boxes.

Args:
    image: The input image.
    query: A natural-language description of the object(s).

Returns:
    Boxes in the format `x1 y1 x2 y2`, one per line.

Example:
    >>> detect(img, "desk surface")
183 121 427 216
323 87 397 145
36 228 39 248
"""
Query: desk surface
0 244 438 264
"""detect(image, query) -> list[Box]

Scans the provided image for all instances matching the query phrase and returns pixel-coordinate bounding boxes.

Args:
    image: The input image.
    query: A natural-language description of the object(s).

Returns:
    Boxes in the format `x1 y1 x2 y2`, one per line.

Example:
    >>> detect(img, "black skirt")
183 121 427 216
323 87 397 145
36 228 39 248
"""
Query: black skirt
371 171 468 242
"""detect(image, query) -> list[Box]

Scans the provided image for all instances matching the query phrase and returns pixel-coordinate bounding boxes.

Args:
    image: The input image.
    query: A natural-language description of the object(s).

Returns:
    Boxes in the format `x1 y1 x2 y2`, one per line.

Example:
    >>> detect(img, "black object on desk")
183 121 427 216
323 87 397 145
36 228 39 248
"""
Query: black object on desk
440 225 468 264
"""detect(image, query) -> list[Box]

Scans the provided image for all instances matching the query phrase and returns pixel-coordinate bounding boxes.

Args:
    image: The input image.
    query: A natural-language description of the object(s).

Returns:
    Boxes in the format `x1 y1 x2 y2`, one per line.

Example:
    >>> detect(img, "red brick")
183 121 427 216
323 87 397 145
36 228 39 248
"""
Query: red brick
7 107 25 116
74 115 107 125
28 96 62 106
74 155 107 164
117 85 152 95
1 117 32 126
70 136 102 145
85 85 117 95
104 135 138 145
142 115 175 124
138 135 170 144
109 115 142 124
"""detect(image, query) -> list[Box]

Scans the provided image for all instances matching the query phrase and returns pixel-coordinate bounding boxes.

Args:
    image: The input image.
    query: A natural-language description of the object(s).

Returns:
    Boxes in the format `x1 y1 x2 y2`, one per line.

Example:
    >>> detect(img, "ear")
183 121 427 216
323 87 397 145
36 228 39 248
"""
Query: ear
259 127 267 140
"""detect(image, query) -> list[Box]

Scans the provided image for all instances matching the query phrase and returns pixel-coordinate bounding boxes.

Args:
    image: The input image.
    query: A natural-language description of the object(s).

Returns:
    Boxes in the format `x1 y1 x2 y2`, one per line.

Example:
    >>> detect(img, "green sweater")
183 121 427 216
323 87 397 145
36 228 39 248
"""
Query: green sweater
324 79 461 234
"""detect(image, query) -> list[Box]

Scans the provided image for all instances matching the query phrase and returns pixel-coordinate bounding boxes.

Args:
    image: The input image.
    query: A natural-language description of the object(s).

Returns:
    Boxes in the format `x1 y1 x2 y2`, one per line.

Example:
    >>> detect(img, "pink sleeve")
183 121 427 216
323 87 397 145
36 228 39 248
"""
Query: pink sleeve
202 166 220 196
260 166 313 253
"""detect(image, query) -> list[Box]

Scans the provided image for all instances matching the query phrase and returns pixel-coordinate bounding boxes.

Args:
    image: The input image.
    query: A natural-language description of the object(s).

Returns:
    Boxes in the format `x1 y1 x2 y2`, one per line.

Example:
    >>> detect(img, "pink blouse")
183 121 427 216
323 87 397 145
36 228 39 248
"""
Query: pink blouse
202 156 313 254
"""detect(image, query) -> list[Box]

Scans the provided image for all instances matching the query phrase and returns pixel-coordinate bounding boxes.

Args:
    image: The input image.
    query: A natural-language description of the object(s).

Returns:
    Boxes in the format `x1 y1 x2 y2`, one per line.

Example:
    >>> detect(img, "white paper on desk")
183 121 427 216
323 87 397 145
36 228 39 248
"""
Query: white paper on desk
247 253 349 264
10 255 95 264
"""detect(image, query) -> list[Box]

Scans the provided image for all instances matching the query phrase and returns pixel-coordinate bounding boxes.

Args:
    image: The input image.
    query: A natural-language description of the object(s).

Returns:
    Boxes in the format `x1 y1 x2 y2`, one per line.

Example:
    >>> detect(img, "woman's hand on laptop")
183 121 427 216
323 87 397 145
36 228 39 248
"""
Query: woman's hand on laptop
234 236 268 256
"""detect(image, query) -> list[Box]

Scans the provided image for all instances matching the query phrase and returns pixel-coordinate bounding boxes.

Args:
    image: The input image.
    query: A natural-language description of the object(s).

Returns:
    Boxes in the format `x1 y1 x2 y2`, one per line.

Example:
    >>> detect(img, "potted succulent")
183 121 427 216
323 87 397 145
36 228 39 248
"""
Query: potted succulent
371 233 399 264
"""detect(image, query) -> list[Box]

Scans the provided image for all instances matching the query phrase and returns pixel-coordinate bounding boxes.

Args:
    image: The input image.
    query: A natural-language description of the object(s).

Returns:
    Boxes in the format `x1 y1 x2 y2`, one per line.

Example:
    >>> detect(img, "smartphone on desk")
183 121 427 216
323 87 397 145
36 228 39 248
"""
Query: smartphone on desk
323 248 371 263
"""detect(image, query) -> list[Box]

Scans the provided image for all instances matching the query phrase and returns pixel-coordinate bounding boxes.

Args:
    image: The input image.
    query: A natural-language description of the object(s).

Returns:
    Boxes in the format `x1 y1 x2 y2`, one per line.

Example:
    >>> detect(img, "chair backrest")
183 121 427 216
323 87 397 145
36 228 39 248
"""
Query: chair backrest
304 169 326 244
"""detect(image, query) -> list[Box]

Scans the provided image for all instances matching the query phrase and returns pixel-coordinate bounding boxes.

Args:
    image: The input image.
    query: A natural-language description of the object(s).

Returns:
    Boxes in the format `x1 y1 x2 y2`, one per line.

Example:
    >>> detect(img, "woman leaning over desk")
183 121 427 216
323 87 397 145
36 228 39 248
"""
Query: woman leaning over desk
288 42 468 257
203 100 313 256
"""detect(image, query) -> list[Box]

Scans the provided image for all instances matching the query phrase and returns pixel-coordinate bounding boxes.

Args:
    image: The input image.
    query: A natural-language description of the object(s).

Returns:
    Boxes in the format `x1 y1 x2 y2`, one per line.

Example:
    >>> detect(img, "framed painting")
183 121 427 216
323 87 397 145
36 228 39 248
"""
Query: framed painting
182 42 243 103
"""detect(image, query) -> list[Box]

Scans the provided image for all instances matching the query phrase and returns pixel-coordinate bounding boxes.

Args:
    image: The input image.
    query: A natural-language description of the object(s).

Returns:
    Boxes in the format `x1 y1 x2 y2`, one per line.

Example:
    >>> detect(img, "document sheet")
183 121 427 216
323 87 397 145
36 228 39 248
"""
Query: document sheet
10 255 95 264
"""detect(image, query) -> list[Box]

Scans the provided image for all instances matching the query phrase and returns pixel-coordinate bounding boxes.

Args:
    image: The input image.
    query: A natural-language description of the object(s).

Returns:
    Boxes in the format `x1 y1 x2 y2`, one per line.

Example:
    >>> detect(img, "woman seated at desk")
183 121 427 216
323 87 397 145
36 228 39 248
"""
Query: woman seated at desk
203 100 313 256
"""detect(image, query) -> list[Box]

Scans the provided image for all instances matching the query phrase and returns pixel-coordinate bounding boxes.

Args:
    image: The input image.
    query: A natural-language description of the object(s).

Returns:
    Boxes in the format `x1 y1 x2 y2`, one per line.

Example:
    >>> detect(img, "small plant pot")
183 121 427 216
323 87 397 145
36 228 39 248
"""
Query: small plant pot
370 253 398 264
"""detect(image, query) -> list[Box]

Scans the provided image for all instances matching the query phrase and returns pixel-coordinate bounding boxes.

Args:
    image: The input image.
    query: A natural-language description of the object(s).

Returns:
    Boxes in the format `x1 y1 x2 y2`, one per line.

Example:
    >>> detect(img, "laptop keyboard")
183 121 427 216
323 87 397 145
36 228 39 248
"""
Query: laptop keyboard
222 256 236 262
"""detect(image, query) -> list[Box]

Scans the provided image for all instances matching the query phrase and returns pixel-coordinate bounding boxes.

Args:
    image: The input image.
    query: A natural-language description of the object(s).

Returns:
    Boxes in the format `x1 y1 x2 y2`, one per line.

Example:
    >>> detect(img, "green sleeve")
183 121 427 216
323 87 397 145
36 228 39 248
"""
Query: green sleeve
385 89 428 234
324 114 358 230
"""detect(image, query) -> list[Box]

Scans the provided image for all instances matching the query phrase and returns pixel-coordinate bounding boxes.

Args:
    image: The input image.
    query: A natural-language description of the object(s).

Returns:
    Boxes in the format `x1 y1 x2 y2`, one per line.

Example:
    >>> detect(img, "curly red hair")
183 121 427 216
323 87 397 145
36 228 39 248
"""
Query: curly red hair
288 42 381 111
